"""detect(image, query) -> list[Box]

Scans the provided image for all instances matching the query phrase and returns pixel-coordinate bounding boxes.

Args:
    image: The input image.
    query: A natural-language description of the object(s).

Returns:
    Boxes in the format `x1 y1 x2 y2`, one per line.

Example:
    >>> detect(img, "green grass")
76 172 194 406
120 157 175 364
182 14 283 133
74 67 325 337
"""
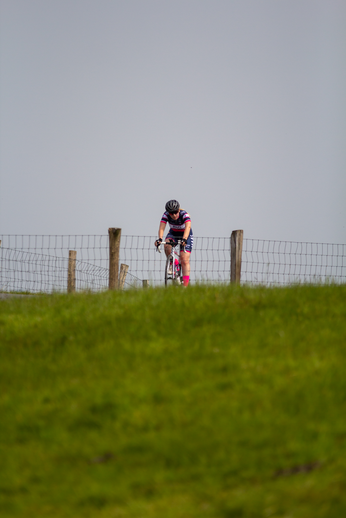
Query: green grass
0 284 346 517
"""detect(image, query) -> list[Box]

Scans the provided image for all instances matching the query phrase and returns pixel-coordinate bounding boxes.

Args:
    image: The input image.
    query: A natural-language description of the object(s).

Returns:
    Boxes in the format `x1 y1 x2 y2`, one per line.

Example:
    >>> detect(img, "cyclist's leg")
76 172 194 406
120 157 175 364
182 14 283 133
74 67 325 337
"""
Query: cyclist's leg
180 250 190 276
180 233 193 286
164 233 177 277
164 233 176 257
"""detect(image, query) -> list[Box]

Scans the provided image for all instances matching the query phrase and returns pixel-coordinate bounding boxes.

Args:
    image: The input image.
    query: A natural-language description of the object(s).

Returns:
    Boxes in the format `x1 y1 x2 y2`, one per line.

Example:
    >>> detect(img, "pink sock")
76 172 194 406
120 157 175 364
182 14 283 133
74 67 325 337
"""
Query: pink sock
183 275 189 286
175 259 179 267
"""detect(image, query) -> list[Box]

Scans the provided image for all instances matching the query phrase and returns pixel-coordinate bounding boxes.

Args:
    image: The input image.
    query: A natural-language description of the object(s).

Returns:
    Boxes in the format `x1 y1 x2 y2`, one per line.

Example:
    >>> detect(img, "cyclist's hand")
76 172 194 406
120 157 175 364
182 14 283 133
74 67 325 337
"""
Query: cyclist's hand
182 238 187 246
155 238 162 248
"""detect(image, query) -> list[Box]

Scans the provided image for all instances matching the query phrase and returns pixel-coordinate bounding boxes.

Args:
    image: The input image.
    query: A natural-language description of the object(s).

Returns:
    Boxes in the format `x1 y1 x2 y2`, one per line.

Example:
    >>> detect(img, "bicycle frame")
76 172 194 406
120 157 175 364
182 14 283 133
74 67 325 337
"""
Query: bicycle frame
157 239 185 286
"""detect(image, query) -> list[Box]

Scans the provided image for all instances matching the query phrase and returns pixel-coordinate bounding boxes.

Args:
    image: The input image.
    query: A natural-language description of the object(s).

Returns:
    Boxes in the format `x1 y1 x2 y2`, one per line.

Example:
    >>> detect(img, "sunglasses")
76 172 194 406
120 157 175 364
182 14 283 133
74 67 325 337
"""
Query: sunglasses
169 211 179 215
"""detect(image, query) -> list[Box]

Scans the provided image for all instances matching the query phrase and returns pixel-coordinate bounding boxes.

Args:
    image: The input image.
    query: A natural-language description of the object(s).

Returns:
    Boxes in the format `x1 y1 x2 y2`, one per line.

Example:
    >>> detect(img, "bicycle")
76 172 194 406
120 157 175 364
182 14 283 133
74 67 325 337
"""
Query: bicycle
156 239 185 286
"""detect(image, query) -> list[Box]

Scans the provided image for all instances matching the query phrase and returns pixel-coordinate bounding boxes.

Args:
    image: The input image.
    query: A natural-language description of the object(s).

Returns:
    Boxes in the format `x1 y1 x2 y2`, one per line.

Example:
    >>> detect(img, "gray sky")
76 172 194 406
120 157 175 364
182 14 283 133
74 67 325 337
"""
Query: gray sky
1 0 345 243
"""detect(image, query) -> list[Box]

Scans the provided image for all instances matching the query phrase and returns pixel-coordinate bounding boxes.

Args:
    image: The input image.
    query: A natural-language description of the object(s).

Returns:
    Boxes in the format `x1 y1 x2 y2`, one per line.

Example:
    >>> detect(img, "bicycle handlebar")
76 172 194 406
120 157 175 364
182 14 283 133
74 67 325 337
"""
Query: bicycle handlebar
156 240 185 253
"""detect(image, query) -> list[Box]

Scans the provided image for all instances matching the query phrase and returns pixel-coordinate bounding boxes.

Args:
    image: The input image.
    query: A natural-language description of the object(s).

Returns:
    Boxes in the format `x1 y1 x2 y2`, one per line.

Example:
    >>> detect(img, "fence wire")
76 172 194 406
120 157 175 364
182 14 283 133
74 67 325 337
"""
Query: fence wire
242 239 346 285
0 234 345 293
0 247 108 293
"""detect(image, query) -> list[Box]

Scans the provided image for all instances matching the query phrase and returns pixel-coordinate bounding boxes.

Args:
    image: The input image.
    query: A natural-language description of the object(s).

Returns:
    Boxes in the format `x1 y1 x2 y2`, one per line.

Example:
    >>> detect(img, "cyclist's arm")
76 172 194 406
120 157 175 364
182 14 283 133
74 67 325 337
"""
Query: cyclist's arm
183 221 191 240
158 221 166 240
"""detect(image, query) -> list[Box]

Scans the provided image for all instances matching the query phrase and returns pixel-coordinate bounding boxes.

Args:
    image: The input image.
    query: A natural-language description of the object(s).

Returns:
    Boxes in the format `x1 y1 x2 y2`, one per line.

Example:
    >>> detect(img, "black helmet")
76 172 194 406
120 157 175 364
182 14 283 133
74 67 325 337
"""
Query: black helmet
165 199 180 212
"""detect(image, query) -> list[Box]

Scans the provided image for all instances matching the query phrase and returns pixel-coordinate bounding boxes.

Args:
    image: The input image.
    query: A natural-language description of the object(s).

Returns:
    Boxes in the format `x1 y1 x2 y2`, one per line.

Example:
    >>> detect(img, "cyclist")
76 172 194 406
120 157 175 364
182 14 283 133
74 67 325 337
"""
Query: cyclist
155 200 193 287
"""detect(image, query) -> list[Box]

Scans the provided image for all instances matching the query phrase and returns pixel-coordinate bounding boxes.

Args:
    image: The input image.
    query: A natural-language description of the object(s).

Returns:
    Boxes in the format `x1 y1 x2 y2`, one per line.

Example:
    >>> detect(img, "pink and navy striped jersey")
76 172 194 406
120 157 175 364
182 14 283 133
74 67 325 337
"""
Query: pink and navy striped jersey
160 210 192 237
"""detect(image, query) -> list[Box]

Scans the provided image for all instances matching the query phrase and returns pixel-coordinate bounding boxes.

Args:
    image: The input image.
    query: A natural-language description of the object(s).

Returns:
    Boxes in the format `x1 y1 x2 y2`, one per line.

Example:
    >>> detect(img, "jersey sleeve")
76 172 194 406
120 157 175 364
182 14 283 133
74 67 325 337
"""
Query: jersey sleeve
182 211 191 223
160 212 169 224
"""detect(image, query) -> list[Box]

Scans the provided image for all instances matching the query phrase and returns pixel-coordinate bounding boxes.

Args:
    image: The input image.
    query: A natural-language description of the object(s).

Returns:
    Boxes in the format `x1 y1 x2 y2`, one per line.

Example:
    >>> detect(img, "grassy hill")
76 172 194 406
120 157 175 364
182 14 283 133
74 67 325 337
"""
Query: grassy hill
1 284 346 517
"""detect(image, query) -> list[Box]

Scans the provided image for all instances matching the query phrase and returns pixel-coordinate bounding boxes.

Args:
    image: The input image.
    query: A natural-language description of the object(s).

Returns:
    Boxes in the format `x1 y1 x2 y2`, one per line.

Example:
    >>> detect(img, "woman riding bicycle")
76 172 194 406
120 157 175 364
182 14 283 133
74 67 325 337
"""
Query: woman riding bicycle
155 200 193 287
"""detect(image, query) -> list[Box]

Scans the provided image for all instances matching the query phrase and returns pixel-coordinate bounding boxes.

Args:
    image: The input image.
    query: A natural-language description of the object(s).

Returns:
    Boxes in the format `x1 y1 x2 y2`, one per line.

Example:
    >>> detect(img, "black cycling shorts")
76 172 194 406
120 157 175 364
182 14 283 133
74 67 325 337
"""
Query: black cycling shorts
166 232 193 253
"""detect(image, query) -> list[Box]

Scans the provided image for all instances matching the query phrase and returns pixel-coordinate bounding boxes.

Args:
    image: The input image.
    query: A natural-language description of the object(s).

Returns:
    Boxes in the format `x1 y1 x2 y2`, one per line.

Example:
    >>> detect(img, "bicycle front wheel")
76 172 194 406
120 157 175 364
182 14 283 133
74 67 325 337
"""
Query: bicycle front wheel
173 260 183 286
164 257 172 286
177 262 183 285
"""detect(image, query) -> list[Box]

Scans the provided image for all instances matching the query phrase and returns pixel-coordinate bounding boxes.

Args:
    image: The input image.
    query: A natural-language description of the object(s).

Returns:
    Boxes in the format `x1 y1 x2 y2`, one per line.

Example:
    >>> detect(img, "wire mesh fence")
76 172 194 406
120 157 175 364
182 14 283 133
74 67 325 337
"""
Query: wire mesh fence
0 247 109 293
0 234 345 293
242 239 346 285
120 235 232 286
0 235 109 269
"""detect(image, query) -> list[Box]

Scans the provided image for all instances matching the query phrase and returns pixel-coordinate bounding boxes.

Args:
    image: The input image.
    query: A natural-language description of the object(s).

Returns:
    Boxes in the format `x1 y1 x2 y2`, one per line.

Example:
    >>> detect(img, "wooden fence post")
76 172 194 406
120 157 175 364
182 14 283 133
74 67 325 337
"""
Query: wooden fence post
231 230 244 284
68 250 77 293
108 228 122 290
119 264 129 290
142 280 149 288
